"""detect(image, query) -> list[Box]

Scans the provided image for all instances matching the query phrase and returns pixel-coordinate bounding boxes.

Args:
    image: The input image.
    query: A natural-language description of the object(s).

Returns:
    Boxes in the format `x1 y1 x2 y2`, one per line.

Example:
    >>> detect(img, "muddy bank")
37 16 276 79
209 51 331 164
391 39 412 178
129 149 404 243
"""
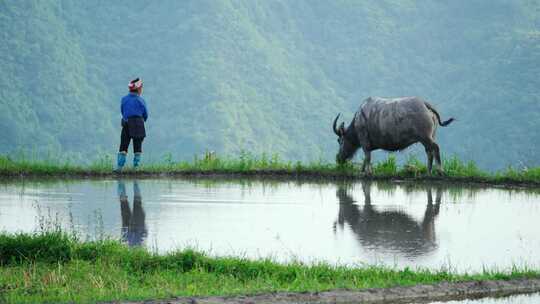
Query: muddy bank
117 278 540 304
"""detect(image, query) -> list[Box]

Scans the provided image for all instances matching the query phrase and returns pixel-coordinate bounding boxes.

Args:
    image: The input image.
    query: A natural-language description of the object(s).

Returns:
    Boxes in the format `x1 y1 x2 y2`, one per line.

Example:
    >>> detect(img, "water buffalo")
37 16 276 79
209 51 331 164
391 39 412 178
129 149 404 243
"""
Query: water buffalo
333 97 454 175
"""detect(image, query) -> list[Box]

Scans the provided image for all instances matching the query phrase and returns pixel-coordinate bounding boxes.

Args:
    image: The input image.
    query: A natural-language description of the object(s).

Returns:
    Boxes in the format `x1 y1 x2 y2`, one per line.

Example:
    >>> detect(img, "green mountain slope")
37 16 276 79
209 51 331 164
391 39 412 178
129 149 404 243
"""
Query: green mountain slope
1 1 539 169
0 1 114 156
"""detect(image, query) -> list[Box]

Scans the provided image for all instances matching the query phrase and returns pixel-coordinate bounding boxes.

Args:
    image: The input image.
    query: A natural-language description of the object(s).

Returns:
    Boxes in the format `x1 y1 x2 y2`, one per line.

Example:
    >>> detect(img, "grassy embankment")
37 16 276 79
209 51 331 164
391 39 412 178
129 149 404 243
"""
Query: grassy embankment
2 153 540 185
1 231 539 303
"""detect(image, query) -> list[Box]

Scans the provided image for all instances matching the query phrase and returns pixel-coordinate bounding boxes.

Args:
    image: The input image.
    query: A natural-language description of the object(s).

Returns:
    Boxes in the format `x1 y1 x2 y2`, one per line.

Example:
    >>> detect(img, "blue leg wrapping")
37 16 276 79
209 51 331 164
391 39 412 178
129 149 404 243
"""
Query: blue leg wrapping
133 153 142 168
116 152 127 171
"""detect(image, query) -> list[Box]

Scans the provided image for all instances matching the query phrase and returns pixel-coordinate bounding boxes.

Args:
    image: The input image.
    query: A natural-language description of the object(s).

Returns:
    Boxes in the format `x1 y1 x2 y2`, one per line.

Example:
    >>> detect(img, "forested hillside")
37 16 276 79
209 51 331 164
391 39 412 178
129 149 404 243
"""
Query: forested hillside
1 1 539 170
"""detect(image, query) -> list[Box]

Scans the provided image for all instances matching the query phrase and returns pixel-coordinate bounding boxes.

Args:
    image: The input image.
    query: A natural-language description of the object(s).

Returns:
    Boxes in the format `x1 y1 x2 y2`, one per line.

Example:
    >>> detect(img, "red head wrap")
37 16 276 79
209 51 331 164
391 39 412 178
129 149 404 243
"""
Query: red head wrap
128 78 143 90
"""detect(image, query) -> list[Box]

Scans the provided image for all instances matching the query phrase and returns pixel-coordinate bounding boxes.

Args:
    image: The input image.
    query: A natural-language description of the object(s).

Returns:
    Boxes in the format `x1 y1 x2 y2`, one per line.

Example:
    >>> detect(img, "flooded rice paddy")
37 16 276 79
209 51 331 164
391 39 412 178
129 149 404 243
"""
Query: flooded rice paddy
1 178 539 272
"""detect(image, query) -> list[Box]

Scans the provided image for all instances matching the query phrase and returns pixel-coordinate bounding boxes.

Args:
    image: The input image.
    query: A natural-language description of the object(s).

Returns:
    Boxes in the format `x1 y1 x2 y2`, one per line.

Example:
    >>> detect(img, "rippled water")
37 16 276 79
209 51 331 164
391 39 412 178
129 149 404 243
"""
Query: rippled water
1 178 539 272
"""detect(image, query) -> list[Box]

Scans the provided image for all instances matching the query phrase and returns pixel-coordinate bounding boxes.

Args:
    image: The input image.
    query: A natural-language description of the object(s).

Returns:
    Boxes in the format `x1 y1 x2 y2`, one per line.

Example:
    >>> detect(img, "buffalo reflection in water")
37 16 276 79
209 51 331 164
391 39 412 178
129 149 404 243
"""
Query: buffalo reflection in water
117 180 147 246
334 181 442 257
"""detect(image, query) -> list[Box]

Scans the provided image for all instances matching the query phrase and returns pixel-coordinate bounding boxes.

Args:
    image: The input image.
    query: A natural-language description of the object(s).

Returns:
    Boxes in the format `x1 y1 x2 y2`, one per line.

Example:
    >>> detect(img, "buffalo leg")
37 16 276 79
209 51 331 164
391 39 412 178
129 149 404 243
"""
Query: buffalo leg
432 142 443 173
422 140 442 175
424 146 434 175
361 149 372 175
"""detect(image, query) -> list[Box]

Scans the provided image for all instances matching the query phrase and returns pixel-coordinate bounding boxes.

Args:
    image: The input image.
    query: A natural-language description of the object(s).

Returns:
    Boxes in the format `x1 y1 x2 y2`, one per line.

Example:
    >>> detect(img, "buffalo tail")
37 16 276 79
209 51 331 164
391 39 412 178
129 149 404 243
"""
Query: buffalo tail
425 102 455 127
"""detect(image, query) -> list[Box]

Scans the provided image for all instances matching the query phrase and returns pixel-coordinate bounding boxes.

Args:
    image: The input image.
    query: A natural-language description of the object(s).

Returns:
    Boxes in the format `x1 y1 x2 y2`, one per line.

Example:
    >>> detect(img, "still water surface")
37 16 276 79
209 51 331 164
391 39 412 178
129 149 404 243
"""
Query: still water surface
428 292 540 303
1 178 539 272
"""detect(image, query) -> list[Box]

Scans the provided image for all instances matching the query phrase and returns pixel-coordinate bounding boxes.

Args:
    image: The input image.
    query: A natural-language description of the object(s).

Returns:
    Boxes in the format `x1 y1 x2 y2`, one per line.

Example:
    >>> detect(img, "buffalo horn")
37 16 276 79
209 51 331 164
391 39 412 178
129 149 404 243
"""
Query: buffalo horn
332 114 341 136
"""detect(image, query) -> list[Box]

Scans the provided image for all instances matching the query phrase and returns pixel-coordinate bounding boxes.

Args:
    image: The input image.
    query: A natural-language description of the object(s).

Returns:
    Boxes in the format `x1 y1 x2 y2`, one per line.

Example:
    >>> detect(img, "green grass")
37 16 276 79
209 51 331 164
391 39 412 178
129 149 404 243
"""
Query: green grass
0 152 355 176
1 231 538 303
1 152 540 185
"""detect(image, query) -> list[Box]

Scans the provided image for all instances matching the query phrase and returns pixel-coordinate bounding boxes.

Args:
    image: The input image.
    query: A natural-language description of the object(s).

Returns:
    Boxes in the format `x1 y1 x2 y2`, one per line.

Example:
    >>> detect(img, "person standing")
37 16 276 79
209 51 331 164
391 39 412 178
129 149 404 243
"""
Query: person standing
115 78 148 171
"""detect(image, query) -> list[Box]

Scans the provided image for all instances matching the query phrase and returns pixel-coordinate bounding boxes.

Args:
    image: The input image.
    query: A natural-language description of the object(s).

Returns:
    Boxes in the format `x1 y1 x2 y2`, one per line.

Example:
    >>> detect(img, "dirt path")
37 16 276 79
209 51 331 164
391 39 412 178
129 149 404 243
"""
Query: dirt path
116 278 540 304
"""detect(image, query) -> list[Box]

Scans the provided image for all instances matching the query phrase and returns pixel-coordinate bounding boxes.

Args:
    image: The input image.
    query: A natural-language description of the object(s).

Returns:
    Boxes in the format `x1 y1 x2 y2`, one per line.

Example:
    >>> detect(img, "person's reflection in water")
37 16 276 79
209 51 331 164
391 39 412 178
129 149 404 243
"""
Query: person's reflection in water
334 181 442 257
117 180 147 246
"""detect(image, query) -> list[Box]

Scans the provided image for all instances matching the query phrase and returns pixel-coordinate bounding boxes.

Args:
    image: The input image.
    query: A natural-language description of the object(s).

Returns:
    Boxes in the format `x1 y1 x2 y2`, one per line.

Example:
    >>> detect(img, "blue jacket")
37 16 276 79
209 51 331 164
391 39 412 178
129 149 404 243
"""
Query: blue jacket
121 93 148 121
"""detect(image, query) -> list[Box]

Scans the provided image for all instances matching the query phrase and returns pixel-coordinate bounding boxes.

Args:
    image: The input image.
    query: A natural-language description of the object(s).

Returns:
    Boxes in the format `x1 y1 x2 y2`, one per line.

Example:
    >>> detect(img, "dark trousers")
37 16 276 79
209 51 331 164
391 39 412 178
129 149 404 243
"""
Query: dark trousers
119 124 144 153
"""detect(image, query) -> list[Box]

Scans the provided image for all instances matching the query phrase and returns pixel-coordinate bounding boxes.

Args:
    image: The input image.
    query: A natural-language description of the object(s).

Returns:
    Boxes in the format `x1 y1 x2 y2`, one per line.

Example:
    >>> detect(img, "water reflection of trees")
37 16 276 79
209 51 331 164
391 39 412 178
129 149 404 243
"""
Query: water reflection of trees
117 180 147 246
334 181 442 257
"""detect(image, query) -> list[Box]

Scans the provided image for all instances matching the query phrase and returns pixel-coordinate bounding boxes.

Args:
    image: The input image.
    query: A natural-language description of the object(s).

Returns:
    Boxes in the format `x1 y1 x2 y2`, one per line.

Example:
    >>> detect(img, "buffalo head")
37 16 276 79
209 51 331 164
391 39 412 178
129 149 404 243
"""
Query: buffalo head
333 114 359 164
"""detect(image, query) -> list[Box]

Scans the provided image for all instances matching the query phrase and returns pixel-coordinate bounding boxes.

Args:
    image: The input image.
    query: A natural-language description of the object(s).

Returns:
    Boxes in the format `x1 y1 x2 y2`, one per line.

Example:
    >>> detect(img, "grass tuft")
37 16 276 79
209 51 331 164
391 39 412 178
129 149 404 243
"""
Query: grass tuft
400 156 428 177
0 231 73 264
373 155 398 176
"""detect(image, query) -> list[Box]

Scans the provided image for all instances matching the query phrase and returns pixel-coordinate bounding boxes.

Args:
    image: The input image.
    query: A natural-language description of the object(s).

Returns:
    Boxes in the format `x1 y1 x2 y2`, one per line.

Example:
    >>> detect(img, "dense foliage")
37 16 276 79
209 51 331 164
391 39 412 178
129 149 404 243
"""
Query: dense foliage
1 1 539 169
